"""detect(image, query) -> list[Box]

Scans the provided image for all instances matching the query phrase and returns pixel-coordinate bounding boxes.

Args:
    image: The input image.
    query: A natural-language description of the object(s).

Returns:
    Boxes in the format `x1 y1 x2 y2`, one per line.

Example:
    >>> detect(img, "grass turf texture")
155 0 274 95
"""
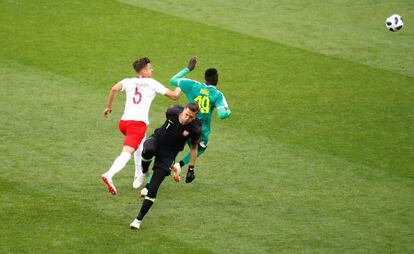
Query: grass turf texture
0 0 413 253
122 0 414 77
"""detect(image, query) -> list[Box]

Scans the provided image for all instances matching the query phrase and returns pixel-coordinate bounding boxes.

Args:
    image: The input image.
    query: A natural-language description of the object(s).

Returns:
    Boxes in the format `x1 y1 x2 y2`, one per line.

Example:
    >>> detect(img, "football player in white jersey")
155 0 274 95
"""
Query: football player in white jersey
101 57 181 195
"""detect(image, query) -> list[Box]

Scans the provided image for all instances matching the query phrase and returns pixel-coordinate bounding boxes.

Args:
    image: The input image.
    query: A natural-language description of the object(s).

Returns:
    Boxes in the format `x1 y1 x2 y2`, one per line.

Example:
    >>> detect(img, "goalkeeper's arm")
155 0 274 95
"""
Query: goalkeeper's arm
186 144 198 183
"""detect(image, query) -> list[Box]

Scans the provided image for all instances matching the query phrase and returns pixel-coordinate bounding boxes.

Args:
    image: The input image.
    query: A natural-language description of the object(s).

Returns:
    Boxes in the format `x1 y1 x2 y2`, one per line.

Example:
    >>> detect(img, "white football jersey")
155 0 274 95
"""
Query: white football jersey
120 77 168 124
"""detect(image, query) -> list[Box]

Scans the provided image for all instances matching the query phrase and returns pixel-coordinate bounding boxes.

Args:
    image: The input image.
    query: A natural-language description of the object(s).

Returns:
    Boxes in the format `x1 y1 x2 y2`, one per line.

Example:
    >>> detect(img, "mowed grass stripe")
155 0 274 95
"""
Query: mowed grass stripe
0 178 215 254
1 0 412 179
1 61 413 253
0 62 215 254
119 0 414 77
1 0 413 252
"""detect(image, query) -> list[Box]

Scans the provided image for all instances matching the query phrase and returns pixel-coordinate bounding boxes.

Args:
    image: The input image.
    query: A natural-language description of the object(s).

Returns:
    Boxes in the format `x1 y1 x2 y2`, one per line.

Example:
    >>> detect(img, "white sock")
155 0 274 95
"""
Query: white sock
134 138 145 178
105 152 131 179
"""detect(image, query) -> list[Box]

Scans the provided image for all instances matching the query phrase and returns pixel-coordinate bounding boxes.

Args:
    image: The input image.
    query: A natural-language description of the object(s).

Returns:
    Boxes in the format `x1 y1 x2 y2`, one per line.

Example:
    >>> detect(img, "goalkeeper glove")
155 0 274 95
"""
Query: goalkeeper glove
186 166 195 183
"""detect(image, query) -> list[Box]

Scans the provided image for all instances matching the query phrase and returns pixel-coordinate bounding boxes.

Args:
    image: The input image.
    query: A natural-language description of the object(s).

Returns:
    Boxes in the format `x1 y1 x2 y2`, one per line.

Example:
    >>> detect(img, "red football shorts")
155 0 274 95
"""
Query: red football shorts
118 120 147 150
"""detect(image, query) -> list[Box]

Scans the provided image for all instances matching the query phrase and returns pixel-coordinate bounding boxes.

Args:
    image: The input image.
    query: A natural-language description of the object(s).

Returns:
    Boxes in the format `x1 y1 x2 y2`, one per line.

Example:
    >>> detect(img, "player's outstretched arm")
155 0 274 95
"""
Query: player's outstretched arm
185 144 198 183
164 87 182 100
188 144 197 166
104 82 122 118
169 56 197 86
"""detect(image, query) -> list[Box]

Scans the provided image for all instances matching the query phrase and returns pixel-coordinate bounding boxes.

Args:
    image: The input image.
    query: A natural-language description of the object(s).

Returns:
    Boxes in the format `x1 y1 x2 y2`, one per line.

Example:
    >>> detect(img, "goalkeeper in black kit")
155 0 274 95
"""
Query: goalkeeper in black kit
130 102 201 230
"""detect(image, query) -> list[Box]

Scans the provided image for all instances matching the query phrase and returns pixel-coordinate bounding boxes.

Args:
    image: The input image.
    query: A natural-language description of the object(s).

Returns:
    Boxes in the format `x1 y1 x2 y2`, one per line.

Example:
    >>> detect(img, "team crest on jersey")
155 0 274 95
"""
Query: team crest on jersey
182 130 190 137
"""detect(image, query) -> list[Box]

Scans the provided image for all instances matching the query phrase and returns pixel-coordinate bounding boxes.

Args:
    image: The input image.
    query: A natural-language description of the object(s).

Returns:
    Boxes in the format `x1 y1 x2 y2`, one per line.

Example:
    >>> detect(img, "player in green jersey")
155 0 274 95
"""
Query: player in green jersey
138 57 231 196
167 57 231 182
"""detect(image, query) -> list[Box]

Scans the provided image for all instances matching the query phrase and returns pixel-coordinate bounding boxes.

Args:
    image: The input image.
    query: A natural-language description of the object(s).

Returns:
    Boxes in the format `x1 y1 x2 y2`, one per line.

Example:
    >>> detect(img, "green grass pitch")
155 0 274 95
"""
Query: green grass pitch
0 0 413 253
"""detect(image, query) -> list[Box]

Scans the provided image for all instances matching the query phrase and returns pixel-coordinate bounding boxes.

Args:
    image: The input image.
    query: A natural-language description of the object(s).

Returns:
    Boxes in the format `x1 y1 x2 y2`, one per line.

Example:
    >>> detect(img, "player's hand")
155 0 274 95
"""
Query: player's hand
187 56 197 71
104 107 112 118
186 166 195 183
171 163 181 183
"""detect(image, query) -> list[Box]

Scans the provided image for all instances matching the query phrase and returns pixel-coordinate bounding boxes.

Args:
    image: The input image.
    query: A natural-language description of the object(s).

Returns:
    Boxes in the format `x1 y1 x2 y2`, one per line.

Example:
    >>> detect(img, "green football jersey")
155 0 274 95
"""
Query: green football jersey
177 78 229 136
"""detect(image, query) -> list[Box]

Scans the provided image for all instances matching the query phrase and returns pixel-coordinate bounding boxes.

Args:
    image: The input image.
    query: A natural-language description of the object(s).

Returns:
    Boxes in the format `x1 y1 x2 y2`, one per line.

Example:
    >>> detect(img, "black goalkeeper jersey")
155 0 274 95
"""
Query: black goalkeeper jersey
153 105 201 152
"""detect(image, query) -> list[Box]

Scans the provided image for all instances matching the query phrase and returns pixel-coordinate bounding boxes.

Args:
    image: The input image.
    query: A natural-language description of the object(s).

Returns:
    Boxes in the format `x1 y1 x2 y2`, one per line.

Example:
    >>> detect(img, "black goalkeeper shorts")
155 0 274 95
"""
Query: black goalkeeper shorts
153 146 178 175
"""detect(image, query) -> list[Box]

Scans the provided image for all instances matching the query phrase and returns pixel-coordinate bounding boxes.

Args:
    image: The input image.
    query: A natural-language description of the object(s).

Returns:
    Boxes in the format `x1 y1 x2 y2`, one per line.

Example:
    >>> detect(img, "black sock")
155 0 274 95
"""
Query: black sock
179 160 185 167
142 159 152 174
137 198 154 221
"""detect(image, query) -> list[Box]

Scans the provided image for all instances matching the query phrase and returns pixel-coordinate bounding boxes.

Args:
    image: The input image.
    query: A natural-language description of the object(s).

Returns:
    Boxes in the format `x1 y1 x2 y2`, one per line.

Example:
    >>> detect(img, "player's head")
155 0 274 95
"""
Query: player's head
179 102 199 125
205 68 218 86
133 57 153 78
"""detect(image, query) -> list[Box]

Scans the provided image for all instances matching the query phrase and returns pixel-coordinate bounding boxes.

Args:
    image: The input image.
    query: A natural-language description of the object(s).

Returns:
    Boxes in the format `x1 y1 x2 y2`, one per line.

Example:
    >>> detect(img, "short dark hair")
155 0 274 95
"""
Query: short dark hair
133 57 150 73
186 102 199 113
205 68 218 86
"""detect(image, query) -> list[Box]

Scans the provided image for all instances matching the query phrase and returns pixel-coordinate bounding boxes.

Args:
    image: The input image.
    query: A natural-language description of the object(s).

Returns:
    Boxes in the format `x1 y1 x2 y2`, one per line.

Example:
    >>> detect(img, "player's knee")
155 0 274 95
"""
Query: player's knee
142 151 154 161
142 140 157 158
